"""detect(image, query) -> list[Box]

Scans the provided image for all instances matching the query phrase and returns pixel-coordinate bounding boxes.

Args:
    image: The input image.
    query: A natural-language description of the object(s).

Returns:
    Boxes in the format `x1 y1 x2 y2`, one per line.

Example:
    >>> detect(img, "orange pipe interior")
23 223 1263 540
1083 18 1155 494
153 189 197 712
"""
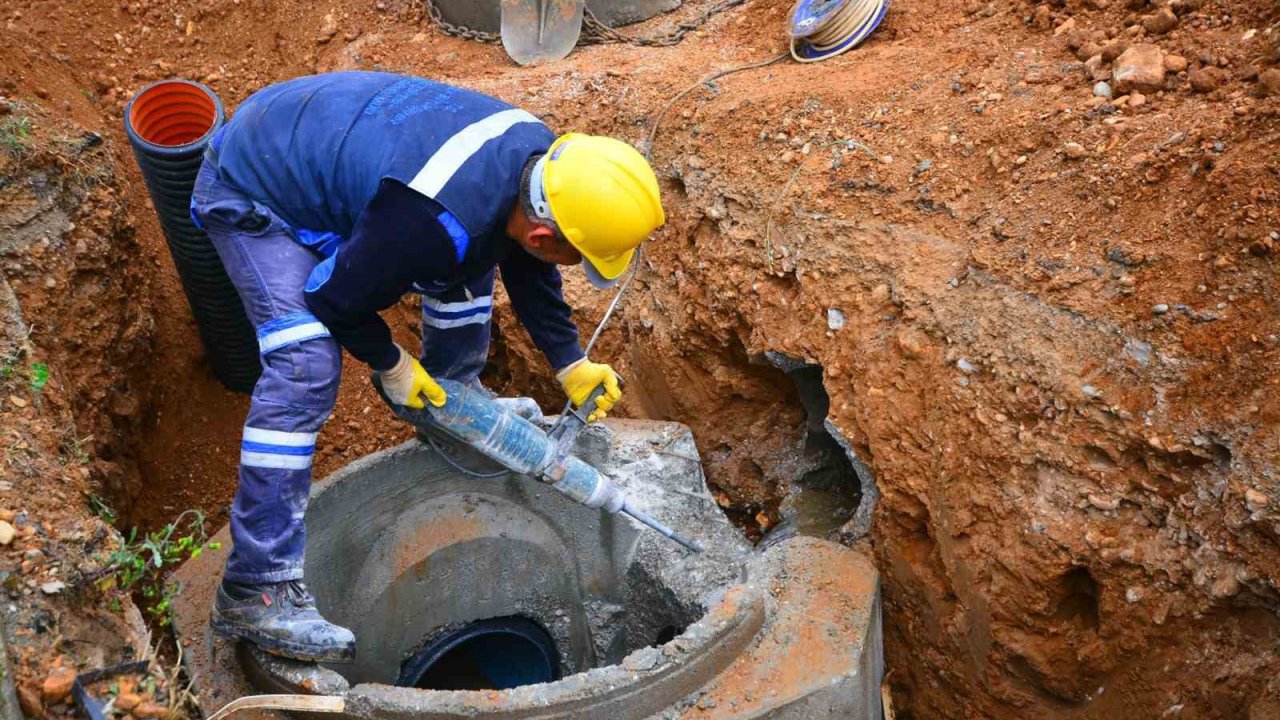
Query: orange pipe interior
129 81 217 147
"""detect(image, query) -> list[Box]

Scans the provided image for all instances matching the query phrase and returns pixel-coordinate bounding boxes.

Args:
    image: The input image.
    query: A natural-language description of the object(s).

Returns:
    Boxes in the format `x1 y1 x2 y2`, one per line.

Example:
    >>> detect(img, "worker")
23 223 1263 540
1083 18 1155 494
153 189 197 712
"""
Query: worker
189 71 664 662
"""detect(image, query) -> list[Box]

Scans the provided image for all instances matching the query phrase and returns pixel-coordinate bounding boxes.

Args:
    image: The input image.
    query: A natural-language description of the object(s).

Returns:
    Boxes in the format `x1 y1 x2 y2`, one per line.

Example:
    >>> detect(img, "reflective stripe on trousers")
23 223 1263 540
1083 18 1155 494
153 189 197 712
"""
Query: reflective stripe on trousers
416 271 495 385
191 157 340 584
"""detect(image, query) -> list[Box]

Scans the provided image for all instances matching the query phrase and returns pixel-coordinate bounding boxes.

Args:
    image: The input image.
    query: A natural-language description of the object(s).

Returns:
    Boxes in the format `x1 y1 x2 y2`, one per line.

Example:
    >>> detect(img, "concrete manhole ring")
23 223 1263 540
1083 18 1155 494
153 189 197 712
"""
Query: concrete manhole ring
175 420 883 718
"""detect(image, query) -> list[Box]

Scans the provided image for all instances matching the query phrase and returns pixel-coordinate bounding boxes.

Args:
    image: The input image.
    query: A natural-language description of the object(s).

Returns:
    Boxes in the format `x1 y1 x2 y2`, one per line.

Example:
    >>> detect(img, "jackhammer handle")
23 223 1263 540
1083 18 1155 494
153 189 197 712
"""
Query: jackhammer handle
577 372 624 418
578 384 609 418
551 382 614 458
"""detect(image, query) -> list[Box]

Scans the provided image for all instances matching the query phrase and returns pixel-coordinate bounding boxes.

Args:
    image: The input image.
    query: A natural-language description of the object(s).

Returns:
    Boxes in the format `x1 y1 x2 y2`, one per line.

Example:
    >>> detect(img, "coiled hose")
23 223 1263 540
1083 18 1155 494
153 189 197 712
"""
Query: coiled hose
789 0 890 62
124 80 261 393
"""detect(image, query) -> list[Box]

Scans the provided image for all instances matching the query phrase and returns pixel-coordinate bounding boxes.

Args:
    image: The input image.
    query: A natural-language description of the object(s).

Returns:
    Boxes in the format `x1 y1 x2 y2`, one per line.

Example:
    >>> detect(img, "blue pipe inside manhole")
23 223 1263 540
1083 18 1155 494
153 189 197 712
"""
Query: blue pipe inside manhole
397 617 561 690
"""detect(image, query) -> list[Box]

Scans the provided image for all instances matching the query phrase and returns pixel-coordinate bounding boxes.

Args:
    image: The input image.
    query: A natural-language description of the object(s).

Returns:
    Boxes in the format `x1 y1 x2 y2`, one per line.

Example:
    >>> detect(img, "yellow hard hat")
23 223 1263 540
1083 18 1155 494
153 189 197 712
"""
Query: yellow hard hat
530 133 665 288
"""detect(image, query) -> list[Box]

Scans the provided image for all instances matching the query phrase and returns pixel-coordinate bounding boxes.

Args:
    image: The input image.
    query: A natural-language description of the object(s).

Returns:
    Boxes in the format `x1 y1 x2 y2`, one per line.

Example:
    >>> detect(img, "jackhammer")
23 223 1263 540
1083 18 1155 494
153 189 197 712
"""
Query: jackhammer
375 377 704 553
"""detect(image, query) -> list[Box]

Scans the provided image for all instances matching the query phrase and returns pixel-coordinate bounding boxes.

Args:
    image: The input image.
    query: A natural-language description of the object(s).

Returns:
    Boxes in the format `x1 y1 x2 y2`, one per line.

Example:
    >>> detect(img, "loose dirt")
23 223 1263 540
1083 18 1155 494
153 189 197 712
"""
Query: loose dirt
1 0 1279 717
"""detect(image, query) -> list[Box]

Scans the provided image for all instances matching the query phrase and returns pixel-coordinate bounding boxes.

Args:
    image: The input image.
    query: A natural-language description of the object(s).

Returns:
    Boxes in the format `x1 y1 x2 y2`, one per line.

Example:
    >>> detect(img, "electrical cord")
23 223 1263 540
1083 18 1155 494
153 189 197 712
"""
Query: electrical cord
432 50 791 456
425 432 509 479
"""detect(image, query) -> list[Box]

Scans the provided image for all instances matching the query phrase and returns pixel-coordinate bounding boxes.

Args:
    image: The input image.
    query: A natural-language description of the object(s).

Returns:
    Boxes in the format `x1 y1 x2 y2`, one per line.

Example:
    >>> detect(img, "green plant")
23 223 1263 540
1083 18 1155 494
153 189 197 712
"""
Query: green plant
0 116 32 156
62 434 92 466
29 362 48 392
85 491 116 524
99 510 221 626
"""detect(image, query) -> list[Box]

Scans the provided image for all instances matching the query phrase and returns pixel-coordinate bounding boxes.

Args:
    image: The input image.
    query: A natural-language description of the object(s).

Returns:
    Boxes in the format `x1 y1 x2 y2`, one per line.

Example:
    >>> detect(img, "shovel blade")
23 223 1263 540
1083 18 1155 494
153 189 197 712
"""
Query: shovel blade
500 0 584 65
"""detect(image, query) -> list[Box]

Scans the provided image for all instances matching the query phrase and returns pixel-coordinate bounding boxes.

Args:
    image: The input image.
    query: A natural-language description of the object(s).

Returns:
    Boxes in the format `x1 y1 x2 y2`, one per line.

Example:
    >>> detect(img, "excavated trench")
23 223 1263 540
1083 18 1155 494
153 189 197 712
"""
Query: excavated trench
172 417 884 718
7 0 1280 715
128 73 883 708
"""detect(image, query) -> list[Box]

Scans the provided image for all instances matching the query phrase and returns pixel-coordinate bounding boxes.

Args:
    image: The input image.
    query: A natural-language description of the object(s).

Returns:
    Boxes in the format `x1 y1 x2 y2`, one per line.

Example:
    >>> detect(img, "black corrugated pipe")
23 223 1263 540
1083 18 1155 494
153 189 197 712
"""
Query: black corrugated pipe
123 79 260 393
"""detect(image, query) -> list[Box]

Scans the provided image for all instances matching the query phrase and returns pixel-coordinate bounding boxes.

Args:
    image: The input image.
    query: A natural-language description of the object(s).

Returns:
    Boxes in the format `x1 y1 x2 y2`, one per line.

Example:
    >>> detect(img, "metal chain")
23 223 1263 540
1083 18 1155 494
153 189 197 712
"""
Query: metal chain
423 0 501 43
581 0 749 46
421 0 749 47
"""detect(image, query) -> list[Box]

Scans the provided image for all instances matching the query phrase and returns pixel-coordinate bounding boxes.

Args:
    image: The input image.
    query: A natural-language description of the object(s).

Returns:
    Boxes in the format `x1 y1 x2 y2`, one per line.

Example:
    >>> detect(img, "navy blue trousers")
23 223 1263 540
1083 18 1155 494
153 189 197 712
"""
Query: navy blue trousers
191 157 493 583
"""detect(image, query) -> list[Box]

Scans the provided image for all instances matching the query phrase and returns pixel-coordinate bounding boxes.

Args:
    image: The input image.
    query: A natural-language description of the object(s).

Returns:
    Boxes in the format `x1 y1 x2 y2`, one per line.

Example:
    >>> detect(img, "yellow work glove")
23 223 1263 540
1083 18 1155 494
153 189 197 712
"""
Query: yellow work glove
379 345 446 409
557 358 622 422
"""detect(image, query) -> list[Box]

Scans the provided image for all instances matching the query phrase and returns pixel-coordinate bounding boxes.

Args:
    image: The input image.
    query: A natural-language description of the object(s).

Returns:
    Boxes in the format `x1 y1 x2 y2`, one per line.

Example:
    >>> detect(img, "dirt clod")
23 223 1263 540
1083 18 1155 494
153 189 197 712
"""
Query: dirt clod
1190 65 1226 93
1258 68 1280 97
40 668 75 704
18 684 43 719
132 700 171 719
115 692 143 712
1142 7 1178 34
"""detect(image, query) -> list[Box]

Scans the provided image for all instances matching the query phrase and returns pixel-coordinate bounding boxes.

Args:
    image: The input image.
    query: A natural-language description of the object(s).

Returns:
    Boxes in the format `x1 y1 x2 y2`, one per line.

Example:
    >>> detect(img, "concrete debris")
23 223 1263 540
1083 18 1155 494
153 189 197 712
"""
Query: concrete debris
622 646 663 672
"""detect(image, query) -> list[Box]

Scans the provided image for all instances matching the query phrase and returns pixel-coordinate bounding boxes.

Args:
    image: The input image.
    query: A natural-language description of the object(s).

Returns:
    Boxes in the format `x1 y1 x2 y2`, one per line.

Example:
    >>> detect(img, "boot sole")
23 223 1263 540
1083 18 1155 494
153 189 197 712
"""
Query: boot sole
211 616 356 664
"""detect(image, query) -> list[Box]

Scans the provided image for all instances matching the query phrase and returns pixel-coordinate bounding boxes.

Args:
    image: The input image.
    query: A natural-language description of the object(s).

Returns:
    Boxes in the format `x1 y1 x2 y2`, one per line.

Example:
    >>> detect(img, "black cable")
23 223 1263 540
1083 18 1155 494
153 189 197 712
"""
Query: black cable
424 433 508 479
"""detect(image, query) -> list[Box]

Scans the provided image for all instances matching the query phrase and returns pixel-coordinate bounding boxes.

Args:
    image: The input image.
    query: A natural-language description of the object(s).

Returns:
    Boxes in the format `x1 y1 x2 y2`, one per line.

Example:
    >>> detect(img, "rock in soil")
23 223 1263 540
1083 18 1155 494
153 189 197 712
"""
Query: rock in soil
1114 44 1167 93
1062 142 1088 159
1245 488 1270 512
1190 66 1226 93
18 685 42 718
115 692 143 711
1258 68 1280 97
1142 7 1178 34
1101 41 1130 63
132 700 171 718
40 667 75 704
1085 54 1110 81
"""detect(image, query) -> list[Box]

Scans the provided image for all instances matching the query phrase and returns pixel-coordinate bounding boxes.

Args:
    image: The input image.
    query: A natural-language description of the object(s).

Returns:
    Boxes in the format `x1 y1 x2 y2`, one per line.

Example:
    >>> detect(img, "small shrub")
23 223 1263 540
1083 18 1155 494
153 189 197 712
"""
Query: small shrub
0 116 33 156
98 510 221 626
29 362 49 392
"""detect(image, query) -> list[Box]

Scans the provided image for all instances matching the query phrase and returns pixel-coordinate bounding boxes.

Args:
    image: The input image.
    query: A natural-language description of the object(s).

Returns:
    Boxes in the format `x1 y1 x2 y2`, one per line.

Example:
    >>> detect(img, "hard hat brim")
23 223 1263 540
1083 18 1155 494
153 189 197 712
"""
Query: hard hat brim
582 250 633 289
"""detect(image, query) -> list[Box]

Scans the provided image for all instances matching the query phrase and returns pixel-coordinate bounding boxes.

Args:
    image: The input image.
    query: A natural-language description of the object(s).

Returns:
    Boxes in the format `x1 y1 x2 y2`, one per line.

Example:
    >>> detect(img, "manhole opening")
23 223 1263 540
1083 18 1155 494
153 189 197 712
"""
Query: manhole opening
651 625 681 647
293 440 732 687
397 616 561 691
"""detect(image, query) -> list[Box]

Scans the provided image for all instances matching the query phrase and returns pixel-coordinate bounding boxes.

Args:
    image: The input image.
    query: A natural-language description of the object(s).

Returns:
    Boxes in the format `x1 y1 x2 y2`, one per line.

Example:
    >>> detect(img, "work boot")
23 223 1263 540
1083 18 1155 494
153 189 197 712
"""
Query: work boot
211 579 356 663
